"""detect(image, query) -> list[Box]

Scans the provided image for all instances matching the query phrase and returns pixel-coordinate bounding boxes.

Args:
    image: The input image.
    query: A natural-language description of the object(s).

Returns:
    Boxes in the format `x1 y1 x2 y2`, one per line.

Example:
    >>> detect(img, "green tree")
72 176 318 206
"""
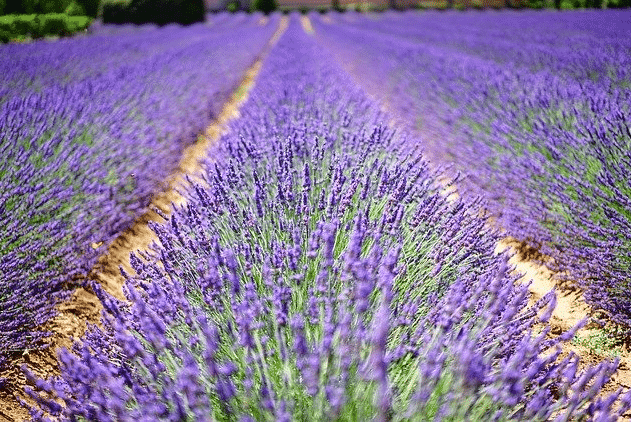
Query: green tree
103 0 204 25
64 1 86 14
38 0 72 13
8 0 38 14
252 0 276 13
75 0 99 16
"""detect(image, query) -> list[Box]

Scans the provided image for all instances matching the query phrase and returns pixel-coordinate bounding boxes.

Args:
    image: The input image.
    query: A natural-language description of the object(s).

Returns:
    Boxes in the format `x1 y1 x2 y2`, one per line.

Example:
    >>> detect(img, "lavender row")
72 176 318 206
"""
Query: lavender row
332 10 631 86
23 15 630 420
312 10 631 327
0 14 280 374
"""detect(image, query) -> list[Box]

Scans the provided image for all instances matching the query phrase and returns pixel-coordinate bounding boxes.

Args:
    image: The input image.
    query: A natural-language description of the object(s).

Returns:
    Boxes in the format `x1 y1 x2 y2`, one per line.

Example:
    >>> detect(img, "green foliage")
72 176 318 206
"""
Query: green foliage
553 0 607 7
252 0 276 13
571 326 626 358
559 0 582 8
101 0 205 25
74 0 99 16
0 0 112 18
6 0 33 13
523 0 547 8
603 0 630 7
40 0 72 13
64 0 85 15
11 14 35 33
39 13 65 33
1 0 77 14
0 14 11 36
226 0 239 11
0 13 91 42
100 0 129 23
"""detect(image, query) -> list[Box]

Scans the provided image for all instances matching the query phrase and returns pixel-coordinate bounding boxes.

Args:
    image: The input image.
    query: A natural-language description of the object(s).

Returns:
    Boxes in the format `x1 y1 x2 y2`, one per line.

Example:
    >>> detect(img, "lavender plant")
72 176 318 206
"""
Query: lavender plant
25 16 631 421
312 10 631 328
0 14 279 373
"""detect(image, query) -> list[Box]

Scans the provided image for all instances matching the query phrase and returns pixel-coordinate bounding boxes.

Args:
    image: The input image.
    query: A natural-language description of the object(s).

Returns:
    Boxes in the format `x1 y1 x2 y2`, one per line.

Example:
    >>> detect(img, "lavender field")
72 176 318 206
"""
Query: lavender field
313 9 631 327
2 9 631 421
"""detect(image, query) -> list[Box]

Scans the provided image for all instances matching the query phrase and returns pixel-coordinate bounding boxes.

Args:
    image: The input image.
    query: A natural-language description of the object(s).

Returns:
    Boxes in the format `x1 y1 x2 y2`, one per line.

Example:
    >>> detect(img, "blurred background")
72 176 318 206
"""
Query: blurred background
0 0 628 43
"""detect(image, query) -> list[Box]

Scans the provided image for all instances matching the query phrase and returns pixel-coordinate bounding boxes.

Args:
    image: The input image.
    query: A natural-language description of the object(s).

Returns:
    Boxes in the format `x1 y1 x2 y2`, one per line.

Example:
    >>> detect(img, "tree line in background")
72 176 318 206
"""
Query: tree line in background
100 0 206 25
0 0 94 42
1 0 98 16
0 0 628 34
3 0 629 27
0 0 209 24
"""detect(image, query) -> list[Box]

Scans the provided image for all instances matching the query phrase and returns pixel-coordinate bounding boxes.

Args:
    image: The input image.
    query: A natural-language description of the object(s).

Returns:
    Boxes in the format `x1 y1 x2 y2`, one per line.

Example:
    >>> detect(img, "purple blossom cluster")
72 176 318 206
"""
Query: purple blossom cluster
312 10 631 327
25 15 631 420
0 14 279 373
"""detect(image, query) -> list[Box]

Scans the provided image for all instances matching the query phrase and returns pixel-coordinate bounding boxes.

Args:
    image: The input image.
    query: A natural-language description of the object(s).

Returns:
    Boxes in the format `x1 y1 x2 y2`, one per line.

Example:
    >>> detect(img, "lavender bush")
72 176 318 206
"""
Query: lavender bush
0 13 279 373
25 16 631 421
312 10 631 328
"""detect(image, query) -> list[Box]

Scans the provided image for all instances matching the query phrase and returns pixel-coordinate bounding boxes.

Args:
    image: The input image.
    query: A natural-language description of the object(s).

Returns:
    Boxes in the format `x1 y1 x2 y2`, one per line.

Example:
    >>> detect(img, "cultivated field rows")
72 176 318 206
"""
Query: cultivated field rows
1 9 631 420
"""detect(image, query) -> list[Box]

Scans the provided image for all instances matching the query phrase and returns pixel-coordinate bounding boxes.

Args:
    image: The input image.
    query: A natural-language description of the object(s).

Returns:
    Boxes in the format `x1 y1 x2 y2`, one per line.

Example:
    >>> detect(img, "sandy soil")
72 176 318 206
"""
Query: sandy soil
498 239 631 403
0 16 288 422
300 15 315 34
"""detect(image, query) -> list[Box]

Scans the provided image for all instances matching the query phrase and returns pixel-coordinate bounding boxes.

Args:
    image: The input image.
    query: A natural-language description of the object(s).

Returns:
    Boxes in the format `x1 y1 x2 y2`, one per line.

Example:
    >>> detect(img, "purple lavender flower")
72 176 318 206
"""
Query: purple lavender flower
23 13 631 422
0 13 282 375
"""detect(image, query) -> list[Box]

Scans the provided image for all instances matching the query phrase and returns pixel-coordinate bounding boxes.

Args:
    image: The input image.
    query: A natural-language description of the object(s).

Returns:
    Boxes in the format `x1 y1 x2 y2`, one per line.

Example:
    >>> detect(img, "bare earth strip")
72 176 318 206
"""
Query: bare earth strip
497 239 631 404
300 15 315 35
0 16 288 422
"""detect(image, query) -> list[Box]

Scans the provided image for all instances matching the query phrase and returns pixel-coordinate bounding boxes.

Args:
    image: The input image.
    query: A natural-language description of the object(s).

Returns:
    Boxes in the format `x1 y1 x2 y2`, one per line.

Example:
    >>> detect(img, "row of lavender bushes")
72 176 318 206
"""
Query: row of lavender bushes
0 13 279 377
23 16 631 420
312 10 631 329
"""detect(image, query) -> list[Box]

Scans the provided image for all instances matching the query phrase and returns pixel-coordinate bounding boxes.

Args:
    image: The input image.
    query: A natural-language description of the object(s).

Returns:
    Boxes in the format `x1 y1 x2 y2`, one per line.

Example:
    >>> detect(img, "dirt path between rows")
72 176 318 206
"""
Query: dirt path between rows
498 239 631 403
303 14 631 415
300 15 315 35
0 16 288 422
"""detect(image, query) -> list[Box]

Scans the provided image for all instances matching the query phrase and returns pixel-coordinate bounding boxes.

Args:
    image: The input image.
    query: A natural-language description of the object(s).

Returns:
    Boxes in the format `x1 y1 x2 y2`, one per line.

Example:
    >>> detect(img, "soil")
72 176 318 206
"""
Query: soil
498 239 631 404
300 15 315 35
0 16 288 422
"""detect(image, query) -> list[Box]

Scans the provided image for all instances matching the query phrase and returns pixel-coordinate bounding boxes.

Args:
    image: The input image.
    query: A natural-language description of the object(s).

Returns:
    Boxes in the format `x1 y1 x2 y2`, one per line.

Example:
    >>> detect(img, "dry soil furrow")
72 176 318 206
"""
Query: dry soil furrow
300 15 315 35
497 239 631 402
0 16 288 421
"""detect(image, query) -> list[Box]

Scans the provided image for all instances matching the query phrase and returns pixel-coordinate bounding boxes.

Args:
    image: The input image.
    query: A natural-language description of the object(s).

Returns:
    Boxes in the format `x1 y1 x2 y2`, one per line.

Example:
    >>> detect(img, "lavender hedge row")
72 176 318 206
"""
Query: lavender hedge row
24 16 631 420
330 10 631 85
0 13 279 375
312 10 631 328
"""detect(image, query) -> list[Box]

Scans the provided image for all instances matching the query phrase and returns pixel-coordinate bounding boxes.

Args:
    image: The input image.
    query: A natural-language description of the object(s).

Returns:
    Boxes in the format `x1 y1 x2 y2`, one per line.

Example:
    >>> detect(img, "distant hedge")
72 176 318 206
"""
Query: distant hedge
102 0 205 25
0 13 91 42
2 0 98 17
252 0 277 13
